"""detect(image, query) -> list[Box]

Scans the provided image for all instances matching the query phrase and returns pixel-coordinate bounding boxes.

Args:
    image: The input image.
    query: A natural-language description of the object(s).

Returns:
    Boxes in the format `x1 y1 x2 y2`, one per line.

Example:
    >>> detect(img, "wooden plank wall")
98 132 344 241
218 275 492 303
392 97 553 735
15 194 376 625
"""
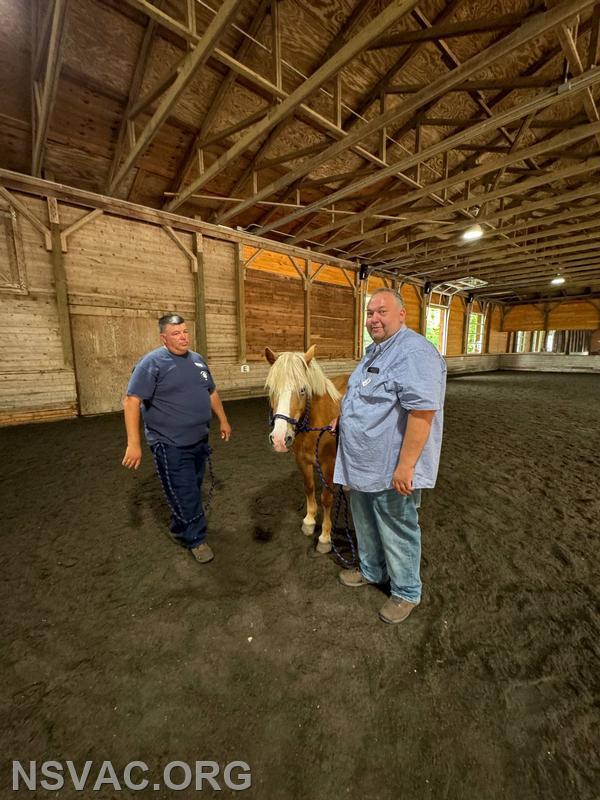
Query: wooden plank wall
0 195 77 424
503 301 600 331
446 297 465 356
311 281 354 358
245 269 304 358
488 306 510 353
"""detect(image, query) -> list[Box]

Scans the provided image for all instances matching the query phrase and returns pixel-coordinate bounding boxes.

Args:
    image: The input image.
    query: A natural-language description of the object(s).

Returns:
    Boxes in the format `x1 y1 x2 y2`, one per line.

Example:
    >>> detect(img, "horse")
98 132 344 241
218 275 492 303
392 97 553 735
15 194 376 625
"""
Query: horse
264 345 349 554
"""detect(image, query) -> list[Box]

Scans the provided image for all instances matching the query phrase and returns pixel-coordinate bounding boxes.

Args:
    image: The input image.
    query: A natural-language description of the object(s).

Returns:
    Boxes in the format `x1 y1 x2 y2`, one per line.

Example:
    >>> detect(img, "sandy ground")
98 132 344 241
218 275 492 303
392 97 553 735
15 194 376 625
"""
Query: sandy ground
1 371 599 800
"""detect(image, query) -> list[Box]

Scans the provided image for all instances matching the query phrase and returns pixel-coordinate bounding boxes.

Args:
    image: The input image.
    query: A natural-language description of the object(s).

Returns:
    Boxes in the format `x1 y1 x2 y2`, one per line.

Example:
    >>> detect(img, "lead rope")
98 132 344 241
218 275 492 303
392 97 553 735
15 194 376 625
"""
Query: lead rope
271 397 357 567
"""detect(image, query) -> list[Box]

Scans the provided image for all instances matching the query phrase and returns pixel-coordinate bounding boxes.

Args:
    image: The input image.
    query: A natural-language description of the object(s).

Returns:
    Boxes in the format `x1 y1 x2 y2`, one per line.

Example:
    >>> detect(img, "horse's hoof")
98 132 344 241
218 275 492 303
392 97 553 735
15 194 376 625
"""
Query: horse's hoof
315 540 332 554
302 523 316 536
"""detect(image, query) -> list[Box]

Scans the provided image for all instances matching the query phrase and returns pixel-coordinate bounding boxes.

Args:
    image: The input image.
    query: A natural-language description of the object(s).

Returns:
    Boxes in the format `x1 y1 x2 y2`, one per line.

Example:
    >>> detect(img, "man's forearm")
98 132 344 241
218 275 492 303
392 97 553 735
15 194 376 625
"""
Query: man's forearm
123 396 142 445
397 410 435 468
210 391 228 423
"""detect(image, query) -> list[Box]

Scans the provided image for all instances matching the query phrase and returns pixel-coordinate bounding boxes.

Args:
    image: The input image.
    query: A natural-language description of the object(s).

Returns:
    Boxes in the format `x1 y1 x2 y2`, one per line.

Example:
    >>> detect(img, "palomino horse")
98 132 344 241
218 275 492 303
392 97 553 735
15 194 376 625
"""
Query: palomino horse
265 345 349 554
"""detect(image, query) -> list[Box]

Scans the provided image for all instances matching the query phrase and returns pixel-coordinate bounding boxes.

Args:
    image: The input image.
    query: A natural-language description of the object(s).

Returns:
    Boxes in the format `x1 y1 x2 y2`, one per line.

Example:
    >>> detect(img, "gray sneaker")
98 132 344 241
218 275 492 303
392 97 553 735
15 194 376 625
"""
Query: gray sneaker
378 596 418 624
190 542 214 563
338 568 372 588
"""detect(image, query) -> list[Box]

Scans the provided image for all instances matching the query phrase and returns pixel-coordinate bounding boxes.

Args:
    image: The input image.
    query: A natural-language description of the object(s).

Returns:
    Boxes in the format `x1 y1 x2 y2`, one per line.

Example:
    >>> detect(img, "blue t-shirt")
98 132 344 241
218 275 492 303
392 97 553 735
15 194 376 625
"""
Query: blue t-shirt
126 347 216 446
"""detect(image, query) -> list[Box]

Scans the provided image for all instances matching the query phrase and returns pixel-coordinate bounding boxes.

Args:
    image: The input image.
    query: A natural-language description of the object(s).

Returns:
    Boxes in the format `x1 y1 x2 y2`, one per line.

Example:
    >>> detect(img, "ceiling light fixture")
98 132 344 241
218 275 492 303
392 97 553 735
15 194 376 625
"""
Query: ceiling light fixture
551 276 566 285
461 224 484 242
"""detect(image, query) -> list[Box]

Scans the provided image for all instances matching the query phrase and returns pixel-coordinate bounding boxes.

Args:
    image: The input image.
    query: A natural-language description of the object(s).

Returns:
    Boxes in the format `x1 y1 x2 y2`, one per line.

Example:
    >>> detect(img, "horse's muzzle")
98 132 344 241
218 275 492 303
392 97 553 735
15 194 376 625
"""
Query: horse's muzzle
269 431 294 451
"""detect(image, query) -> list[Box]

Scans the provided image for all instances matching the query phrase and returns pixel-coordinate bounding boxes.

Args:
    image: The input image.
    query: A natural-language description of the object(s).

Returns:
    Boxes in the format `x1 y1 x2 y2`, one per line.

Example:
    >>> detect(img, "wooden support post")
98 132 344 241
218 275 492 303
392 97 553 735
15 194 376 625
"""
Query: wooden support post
192 224 208 355
235 241 246 362
271 0 282 92
418 287 428 336
483 302 493 353
303 258 311 352
47 197 77 396
462 298 473 354
354 272 364 359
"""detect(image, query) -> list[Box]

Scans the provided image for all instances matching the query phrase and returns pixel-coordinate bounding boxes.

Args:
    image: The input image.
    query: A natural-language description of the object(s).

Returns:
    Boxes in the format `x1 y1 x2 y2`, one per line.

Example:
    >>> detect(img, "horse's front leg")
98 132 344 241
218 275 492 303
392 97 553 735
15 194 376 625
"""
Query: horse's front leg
316 483 334 554
298 457 318 536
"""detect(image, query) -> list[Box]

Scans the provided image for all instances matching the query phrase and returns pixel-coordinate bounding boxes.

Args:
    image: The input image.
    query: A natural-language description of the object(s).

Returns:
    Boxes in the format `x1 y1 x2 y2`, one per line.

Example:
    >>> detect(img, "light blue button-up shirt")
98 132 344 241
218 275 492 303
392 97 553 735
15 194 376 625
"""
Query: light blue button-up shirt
334 325 447 492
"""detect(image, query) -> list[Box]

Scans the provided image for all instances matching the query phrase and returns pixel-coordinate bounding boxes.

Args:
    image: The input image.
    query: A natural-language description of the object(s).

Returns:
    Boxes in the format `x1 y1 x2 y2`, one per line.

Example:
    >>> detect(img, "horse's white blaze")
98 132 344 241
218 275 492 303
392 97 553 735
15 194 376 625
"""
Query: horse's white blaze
272 389 292 452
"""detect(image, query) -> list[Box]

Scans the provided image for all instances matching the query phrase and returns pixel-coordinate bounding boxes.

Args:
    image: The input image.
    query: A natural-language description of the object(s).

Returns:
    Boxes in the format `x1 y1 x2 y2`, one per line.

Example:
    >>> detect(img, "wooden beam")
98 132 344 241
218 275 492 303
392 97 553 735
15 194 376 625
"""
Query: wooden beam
304 258 311 351
245 4 600 235
166 0 423 211
60 208 103 251
0 168 356 269
387 77 560 92
32 0 69 176
168 0 271 200
162 225 198 272
106 4 163 191
271 0 282 91
192 226 208 355
109 0 245 193
369 11 532 49
324 153 600 253
235 241 246 362
0 185 51 249
47 197 76 375
290 87 600 247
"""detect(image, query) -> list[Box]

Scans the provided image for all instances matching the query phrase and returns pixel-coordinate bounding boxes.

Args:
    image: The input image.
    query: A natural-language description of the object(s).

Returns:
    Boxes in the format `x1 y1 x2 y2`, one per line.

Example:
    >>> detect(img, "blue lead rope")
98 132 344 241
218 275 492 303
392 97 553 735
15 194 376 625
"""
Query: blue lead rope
270 398 358 567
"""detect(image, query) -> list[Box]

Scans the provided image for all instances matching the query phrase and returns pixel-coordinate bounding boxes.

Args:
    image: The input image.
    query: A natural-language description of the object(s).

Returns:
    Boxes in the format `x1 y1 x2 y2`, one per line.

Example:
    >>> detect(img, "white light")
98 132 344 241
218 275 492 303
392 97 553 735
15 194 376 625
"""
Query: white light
461 224 483 241
551 276 565 285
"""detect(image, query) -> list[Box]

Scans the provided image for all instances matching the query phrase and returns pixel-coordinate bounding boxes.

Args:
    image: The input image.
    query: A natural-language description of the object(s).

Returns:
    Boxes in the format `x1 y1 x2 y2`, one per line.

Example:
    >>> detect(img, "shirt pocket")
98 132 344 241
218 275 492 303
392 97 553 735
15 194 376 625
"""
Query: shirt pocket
358 376 394 402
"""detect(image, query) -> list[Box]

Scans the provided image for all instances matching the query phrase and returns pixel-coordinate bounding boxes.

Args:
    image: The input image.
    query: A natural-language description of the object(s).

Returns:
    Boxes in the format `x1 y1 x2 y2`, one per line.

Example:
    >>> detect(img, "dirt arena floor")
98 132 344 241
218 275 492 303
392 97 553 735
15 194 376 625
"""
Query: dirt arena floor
1 371 599 799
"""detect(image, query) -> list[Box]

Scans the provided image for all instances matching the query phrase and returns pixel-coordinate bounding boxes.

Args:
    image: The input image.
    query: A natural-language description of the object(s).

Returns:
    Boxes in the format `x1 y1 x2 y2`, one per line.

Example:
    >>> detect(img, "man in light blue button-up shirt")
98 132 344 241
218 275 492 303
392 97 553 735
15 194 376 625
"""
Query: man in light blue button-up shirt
334 288 447 624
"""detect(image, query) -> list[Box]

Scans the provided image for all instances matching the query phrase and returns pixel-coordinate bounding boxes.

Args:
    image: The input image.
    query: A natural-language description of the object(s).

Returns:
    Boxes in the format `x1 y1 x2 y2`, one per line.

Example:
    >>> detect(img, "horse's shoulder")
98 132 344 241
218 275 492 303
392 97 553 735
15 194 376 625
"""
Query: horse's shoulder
331 374 350 393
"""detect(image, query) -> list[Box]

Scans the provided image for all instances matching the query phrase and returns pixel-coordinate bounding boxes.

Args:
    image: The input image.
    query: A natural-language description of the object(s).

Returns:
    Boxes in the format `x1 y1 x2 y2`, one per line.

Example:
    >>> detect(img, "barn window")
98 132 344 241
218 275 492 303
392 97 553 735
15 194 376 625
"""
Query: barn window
466 312 484 353
425 304 448 354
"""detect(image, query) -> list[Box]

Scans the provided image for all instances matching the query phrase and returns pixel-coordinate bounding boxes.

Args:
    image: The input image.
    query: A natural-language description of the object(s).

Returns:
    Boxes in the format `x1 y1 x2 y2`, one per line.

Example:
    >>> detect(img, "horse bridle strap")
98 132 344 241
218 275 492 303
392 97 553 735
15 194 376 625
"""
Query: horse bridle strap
270 395 311 433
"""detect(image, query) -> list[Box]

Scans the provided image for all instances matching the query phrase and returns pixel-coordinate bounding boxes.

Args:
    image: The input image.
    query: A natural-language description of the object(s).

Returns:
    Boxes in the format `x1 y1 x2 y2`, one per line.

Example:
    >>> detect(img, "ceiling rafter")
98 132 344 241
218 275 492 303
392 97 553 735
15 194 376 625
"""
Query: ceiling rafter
168 0 272 202
108 0 245 193
31 0 70 177
279 68 600 246
237 1 599 236
165 0 424 212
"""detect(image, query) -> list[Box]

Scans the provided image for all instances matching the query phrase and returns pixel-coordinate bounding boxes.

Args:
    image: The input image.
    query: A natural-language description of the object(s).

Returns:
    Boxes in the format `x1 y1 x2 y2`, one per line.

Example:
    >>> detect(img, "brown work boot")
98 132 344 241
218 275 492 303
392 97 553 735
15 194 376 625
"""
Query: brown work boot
190 542 214 563
339 568 373 588
378 596 419 624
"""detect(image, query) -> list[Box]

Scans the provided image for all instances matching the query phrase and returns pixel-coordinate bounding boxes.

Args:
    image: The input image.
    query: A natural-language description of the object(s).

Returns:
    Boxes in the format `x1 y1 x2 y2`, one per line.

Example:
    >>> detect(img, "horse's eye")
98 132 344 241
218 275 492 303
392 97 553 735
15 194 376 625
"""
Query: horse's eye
299 388 306 395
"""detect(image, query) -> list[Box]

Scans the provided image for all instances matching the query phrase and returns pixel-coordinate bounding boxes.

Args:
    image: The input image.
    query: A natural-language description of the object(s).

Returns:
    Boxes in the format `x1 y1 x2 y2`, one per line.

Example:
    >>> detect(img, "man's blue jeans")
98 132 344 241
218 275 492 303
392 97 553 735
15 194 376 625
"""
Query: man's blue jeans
349 488 422 604
151 438 209 549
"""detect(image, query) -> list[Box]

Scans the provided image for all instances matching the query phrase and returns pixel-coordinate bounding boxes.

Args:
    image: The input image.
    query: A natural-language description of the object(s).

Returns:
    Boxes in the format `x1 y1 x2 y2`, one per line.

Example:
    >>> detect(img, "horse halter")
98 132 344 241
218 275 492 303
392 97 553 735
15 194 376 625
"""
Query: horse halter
269 393 311 433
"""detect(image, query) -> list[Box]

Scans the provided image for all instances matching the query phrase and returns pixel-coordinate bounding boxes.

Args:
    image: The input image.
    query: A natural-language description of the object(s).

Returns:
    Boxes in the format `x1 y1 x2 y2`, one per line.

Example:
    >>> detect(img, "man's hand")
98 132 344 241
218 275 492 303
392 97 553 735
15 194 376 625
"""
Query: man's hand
122 444 142 470
329 417 339 432
220 420 232 441
392 463 414 496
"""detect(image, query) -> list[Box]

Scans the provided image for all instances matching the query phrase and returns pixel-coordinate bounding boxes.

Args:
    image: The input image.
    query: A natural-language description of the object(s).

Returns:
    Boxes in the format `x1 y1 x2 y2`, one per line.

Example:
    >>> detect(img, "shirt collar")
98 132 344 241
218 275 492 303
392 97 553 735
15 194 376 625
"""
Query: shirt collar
365 324 407 357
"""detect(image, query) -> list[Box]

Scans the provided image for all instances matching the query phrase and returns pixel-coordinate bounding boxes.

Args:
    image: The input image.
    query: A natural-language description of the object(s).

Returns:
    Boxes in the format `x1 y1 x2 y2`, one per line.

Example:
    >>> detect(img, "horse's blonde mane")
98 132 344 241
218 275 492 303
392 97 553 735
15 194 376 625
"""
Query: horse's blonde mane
265 351 341 402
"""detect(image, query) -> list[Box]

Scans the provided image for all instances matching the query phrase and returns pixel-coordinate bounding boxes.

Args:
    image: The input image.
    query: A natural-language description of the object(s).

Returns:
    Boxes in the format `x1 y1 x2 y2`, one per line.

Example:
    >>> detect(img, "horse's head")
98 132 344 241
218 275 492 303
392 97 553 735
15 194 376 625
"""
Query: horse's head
264 346 316 453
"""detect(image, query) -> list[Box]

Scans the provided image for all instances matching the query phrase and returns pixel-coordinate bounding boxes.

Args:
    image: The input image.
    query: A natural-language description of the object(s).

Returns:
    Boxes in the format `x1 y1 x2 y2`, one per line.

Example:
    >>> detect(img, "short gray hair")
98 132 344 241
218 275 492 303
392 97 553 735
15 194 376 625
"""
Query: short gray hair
159 313 185 333
369 287 405 310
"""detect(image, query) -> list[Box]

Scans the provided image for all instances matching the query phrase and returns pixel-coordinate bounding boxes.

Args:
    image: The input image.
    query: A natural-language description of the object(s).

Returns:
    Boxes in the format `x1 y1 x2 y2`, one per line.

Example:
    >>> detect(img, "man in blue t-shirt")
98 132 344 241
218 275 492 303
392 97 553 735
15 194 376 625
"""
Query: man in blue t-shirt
122 314 231 563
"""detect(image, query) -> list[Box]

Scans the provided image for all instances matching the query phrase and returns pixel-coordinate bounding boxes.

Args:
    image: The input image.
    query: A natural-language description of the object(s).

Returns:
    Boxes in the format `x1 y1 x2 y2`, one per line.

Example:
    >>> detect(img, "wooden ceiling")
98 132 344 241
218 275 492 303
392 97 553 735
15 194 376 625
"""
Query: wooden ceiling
3 0 600 303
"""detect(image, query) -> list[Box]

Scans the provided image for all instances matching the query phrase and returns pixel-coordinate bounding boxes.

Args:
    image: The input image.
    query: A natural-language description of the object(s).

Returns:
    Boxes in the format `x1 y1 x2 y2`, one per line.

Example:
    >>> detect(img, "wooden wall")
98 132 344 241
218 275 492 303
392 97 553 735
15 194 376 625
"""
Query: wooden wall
488 305 509 353
245 269 305 358
446 296 465 356
0 191 358 424
1 184 599 426
503 301 600 331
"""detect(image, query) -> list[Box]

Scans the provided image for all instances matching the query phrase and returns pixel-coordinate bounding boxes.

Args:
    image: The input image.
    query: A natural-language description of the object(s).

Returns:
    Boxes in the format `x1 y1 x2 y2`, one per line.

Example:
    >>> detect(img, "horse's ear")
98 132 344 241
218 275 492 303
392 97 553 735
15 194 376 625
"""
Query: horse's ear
265 347 278 364
304 345 316 365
